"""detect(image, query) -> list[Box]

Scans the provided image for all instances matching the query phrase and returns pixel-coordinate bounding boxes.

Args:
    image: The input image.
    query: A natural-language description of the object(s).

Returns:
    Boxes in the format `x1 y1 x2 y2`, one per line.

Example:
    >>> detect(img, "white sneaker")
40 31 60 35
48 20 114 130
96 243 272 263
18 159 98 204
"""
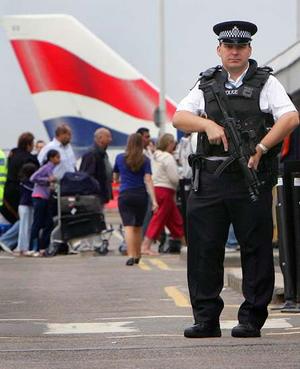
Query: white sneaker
24 250 35 257
0 241 13 254
33 252 41 257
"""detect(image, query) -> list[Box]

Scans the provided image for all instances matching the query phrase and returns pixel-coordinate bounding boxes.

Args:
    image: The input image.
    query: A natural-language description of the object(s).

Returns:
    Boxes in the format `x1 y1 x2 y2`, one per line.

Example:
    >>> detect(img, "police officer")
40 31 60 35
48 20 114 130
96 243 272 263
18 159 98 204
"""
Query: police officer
173 20 299 338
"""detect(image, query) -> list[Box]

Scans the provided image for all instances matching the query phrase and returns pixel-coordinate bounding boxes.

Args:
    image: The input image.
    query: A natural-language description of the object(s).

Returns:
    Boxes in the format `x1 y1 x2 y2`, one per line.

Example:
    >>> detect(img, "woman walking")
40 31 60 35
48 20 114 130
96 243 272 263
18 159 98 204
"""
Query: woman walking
113 133 158 266
141 133 185 255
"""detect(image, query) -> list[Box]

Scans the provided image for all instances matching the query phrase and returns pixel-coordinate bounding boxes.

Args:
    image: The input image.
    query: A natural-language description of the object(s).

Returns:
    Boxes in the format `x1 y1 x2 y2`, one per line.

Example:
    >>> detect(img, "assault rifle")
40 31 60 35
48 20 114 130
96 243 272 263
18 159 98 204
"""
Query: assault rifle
212 87 262 202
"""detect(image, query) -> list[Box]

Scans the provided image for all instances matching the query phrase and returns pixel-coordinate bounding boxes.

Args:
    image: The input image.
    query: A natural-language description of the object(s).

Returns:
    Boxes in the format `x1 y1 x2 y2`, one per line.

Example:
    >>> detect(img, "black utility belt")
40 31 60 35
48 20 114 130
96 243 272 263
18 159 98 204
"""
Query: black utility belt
201 158 240 174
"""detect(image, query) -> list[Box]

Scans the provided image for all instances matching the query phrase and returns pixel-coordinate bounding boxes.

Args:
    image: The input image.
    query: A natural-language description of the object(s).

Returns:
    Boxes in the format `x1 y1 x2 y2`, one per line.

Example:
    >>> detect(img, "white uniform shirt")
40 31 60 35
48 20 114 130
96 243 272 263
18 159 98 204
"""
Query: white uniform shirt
176 68 297 153
38 138 76 179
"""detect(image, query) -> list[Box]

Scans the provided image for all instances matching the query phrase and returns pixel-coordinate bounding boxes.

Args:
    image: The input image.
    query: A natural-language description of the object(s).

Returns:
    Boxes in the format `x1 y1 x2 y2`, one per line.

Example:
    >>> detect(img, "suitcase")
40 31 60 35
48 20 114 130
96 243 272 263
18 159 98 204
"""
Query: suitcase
60 171 100 196
60 194 102 215
60 194 106 241
61 213 105 241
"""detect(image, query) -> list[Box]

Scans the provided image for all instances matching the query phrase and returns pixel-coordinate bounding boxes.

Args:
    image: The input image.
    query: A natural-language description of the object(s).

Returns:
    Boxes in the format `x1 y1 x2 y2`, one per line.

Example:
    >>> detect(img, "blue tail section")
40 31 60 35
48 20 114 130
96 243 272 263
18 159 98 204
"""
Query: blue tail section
44 117 128 157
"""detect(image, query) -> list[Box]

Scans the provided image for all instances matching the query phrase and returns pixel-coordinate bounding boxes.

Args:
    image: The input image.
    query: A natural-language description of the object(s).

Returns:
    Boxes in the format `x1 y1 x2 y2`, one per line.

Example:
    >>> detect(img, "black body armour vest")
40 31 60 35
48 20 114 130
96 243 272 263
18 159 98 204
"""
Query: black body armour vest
196 59 280 164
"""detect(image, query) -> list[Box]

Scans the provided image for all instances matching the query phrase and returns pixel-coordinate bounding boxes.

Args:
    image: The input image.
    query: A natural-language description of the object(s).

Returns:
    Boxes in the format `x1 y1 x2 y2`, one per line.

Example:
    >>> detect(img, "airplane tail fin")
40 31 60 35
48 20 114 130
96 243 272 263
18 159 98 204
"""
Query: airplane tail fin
1 14 177 155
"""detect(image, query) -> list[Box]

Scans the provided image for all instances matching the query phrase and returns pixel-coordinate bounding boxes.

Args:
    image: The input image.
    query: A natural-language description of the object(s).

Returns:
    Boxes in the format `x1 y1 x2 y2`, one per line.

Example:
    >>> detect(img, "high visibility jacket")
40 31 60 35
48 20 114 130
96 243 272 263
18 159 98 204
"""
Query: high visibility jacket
0 149 7 206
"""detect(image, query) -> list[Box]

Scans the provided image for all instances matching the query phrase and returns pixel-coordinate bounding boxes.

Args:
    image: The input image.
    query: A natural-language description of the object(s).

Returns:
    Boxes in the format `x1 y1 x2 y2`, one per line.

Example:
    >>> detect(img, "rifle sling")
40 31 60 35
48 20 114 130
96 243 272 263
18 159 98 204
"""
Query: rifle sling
214 156 236 177
210 82 237 119
209 83 240 176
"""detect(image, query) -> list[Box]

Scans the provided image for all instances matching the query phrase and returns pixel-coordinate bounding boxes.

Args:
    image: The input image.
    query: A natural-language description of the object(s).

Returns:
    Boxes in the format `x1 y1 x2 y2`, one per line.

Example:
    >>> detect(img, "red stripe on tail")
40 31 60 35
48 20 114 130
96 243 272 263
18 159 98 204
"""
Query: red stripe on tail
11 40 176 121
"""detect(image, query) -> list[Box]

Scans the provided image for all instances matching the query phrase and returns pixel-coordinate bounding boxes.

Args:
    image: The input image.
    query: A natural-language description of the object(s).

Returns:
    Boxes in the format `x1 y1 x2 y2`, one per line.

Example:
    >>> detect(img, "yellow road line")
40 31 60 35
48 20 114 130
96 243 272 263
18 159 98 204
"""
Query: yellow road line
138 260 151 271
164 286 190 307
149 258 171 270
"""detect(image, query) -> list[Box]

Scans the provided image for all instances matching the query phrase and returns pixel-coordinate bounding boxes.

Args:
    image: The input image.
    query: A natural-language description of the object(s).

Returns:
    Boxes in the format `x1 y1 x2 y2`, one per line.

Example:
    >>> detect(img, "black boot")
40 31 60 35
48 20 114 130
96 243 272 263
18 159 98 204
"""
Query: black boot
184 322 221 338
231 323 261 338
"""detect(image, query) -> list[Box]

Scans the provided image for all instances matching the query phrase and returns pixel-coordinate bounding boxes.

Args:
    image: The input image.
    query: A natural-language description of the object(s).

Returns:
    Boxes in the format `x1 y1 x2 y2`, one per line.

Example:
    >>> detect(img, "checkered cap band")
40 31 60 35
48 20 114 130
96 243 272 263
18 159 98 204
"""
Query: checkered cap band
219 26 251 39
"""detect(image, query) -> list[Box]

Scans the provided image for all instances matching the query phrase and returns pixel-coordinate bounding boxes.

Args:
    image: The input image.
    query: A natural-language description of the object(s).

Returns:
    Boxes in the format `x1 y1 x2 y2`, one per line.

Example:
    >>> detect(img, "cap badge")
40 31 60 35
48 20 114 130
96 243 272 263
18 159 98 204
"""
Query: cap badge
232 26 239 37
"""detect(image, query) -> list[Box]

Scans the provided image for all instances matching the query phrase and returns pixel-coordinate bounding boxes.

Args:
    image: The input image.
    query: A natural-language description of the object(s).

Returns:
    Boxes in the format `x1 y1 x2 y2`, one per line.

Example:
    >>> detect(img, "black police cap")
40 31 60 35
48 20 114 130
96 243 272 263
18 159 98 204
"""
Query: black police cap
213 20 257 44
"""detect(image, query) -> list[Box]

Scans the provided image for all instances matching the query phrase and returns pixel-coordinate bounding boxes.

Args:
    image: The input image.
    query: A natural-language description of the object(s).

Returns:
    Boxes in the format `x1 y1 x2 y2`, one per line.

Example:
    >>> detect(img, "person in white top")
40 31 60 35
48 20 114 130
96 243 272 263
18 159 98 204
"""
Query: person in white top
177 133 193 237
178 134 193 180
151 145 179 190
173 20 299 339
38 125 76 179
141 133 185 256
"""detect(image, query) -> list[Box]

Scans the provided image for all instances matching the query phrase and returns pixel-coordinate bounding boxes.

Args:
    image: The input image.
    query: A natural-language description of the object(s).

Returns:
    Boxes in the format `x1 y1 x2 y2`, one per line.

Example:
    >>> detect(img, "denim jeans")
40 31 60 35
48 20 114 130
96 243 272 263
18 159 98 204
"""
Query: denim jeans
30 198 53 251
0 221 19 250
226 223 238 247
17 205 34 252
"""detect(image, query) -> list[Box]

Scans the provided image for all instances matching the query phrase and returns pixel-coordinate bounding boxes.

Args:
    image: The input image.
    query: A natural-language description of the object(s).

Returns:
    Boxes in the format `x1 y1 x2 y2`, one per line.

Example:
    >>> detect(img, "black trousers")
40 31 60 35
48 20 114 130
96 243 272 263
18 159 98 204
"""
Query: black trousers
30 198 54 251
187 170 274 329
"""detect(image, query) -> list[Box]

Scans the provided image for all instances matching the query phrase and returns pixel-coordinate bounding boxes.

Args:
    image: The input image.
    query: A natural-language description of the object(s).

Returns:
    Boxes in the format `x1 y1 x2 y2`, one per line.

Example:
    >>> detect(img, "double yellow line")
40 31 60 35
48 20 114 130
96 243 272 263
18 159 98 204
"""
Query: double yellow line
138 258 171 271
138 258 190 308
165 286 190 307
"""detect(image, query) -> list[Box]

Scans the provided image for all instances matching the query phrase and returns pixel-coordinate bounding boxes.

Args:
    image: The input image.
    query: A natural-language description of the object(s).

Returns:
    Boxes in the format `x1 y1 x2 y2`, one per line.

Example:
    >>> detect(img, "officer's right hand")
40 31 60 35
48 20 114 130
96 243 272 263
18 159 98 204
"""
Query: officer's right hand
205 121 228 151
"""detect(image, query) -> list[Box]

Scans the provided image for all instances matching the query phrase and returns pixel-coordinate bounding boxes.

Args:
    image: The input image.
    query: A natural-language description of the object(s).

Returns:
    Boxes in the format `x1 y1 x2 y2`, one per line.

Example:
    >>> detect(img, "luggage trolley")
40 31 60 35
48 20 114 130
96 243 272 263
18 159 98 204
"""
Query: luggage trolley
47 172 109 256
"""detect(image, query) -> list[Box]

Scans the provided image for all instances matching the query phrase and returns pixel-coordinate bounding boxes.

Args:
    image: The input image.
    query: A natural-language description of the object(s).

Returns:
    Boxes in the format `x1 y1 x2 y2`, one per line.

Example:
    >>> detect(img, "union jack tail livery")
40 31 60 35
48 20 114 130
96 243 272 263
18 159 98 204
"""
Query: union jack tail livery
1 14 177 156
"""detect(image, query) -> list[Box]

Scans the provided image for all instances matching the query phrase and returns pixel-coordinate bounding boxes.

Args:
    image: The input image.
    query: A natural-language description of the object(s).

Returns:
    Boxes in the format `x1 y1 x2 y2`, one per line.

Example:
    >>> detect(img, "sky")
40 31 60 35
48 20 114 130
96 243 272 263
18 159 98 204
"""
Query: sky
0 0 298 149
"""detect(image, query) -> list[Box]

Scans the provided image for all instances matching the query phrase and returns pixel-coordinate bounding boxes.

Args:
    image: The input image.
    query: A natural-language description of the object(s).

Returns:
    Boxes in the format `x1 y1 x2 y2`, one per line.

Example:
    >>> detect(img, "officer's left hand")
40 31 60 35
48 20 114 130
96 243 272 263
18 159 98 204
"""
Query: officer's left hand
248 145 263 170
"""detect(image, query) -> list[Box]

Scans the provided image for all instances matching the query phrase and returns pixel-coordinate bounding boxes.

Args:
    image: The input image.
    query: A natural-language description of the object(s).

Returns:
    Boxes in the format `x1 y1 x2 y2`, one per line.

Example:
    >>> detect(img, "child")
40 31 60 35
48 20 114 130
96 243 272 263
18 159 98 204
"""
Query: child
26 149 60 257
13 163 38 255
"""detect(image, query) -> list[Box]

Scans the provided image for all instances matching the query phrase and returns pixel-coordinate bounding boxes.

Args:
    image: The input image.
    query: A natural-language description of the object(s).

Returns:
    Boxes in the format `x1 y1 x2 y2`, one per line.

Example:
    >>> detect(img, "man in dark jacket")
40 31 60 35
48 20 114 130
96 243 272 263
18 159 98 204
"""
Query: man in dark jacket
1 132 39 224
80 128 113 208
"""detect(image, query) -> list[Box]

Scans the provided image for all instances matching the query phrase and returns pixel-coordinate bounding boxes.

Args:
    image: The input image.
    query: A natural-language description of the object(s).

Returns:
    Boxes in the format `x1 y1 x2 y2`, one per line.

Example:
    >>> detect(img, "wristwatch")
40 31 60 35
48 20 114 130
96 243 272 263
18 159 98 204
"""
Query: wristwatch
257 143 269 154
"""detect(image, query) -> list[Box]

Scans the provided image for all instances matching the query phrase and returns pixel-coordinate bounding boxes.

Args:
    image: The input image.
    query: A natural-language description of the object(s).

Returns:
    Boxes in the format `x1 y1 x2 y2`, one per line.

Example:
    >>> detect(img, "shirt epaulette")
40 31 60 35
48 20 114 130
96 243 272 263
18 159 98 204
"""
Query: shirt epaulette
256 66 273 75
190 66 221 90
200 65 222 80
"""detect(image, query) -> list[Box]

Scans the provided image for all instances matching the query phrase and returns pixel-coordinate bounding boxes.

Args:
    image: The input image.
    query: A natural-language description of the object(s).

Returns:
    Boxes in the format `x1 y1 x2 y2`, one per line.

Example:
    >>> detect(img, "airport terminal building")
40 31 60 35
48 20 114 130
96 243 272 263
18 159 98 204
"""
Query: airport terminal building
268 41 300 109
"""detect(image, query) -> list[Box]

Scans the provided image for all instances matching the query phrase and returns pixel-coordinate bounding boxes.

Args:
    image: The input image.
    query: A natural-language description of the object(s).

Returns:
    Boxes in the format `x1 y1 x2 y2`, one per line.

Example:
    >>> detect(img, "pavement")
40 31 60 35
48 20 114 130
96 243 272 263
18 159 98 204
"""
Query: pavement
0 209 298 369
91 208 286 302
